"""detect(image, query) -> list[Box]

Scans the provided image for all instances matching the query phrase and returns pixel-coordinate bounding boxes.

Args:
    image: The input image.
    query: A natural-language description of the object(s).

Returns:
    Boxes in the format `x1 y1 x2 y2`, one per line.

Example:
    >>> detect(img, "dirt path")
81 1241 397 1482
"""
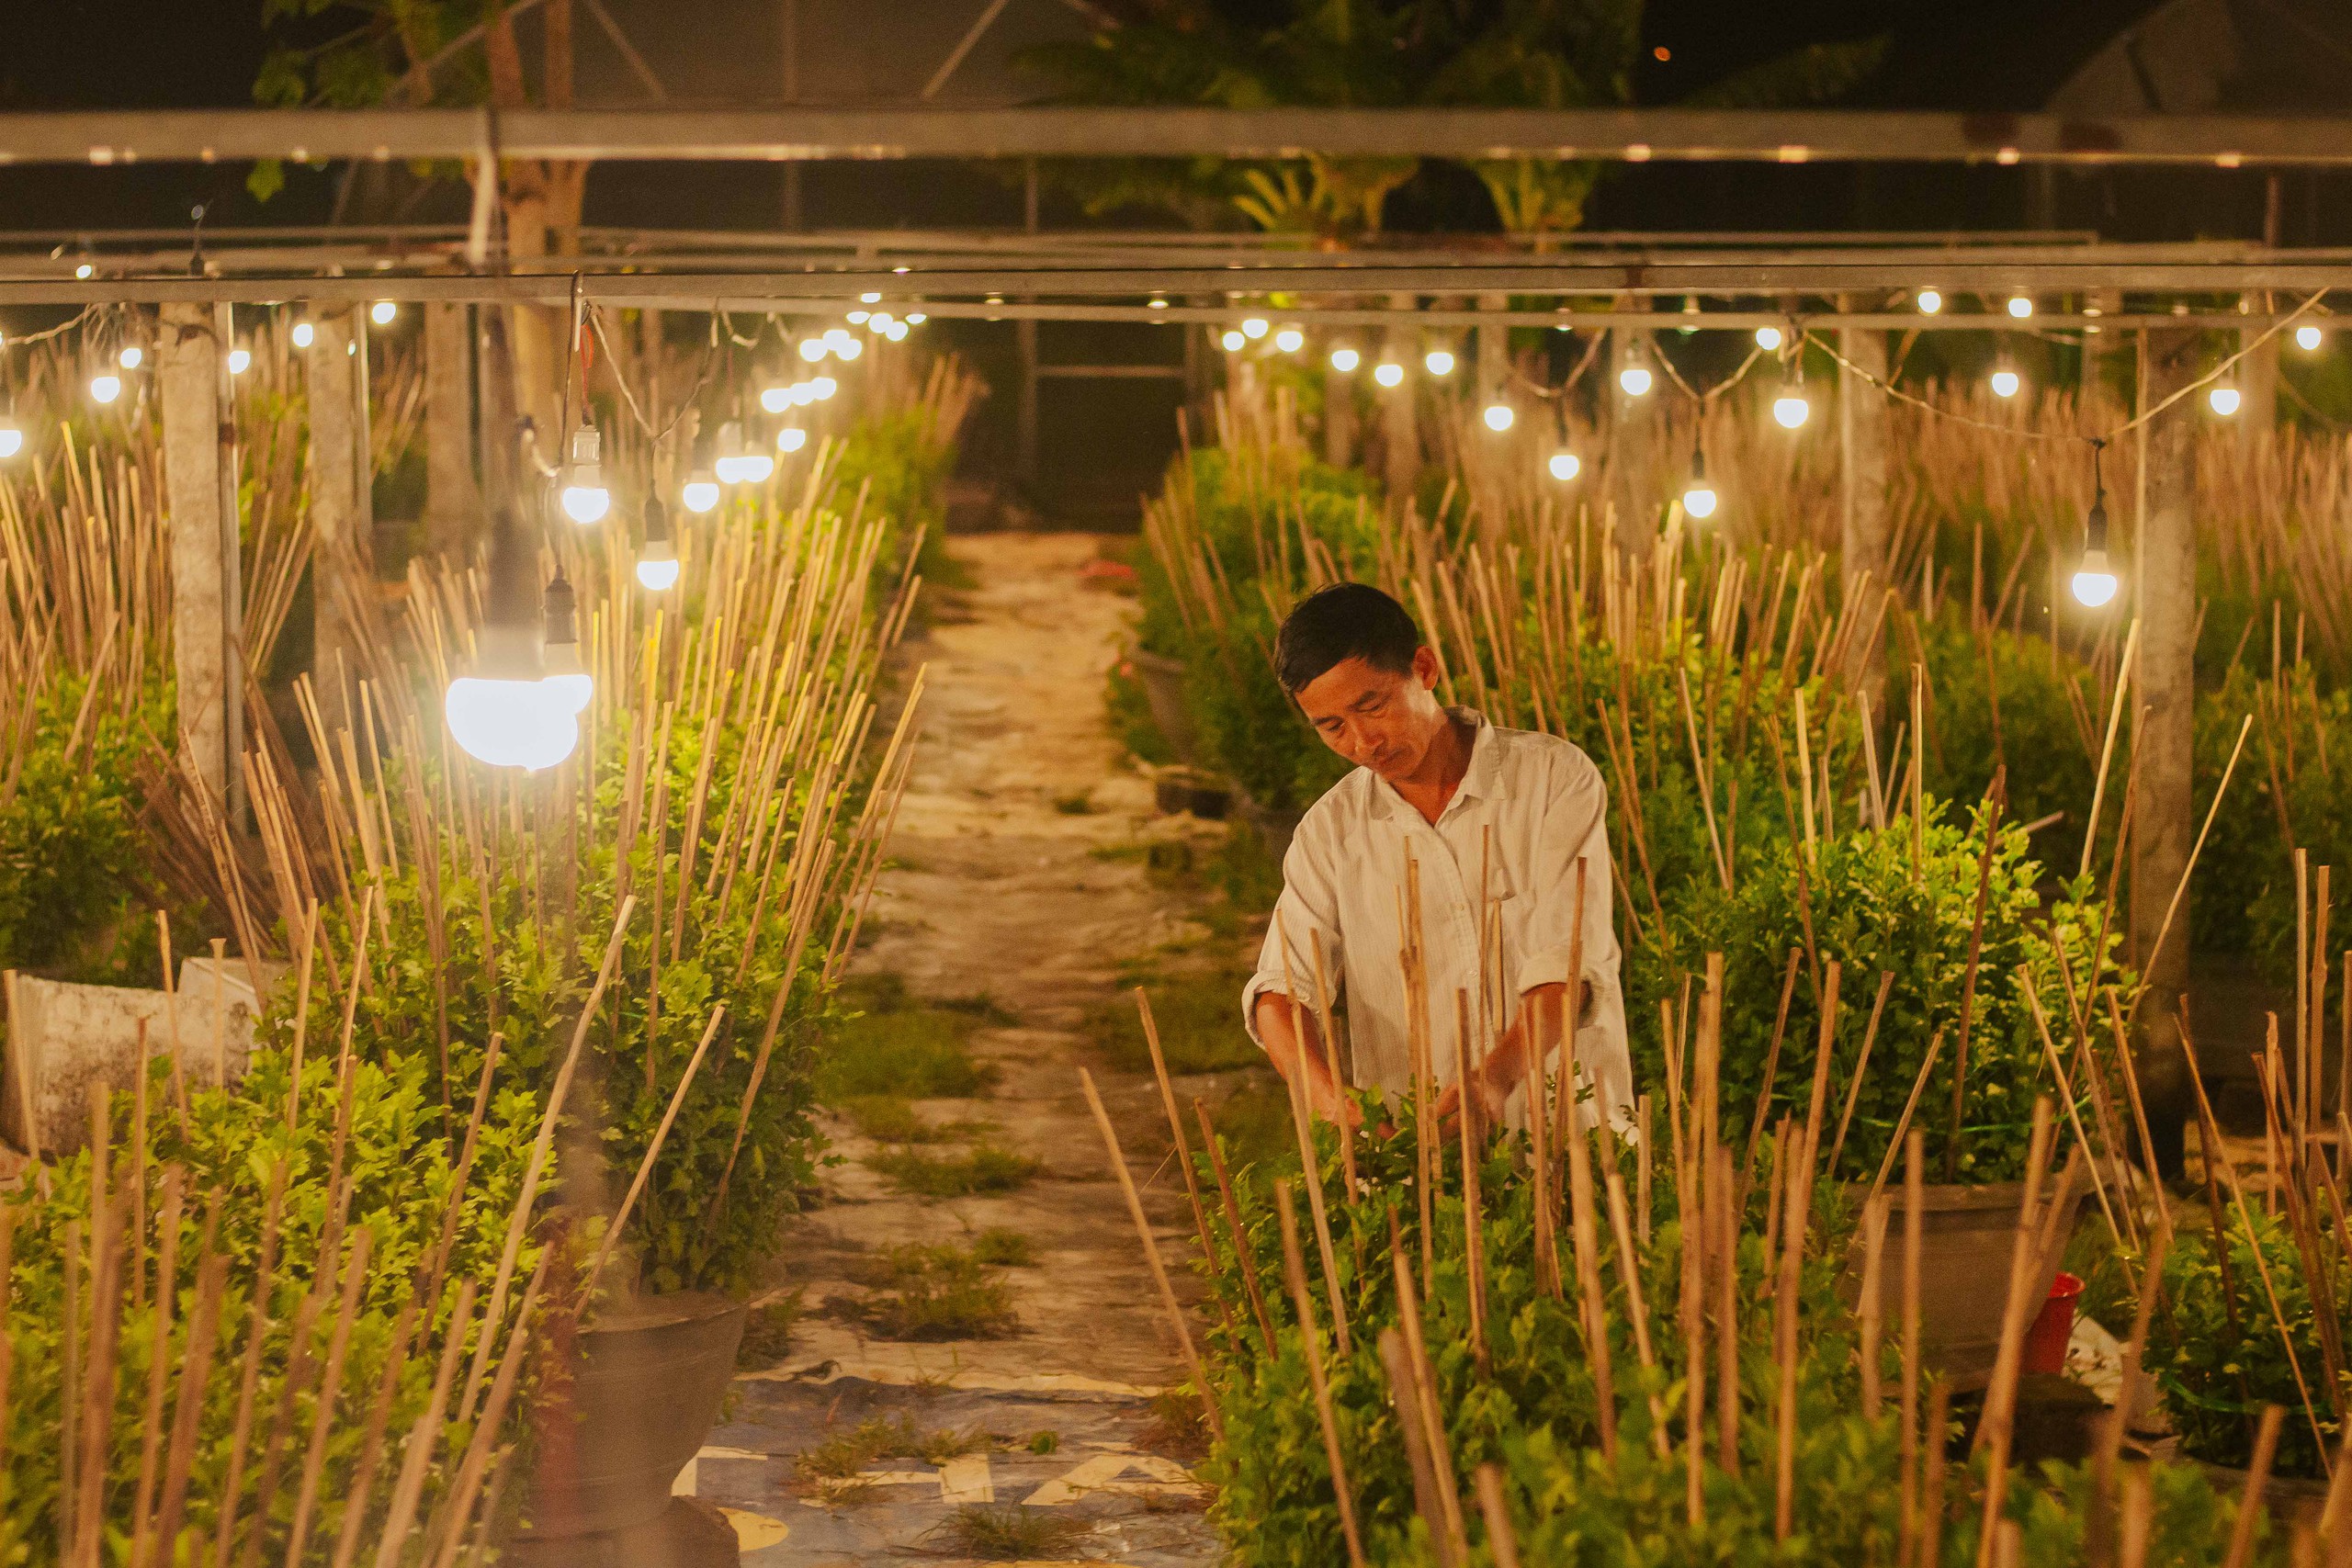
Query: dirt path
683 533 1227 1566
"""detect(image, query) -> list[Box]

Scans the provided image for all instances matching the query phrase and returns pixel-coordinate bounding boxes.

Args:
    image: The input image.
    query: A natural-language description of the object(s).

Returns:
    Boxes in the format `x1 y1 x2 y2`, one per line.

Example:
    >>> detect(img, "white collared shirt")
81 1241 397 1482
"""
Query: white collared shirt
1242 708 1633 1128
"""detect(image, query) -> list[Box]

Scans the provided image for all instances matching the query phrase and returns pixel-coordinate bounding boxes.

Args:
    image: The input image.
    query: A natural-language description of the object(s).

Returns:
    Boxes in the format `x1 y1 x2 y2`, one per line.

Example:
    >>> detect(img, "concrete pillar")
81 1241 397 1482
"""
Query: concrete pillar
1380 293 1419 505
159 303 228 802
1609 299 1656 547
424 303 478 559
2132 325 2200 1178
308 312 361 732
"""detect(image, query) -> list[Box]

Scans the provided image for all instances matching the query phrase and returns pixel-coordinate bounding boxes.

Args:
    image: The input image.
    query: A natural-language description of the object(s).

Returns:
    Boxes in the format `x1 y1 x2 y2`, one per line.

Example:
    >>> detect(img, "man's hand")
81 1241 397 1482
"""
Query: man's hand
1253 992 1357 1129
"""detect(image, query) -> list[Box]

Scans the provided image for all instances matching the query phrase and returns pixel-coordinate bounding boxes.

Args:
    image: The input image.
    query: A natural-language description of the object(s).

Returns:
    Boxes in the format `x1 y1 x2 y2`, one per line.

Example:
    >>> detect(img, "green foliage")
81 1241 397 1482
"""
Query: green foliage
1093 963 1266 1075
1912 609 2101 875
814 977 1003 1103
830 408 971 592
851 1243 1020 1339
970 1226 1035 1267
868 1145 1041 1198
933 1505 1090 1560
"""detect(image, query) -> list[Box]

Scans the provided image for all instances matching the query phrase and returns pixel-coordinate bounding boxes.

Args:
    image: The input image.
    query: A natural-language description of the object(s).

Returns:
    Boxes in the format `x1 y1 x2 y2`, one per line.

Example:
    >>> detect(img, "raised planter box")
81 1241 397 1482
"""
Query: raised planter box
1848 1177 2086 1389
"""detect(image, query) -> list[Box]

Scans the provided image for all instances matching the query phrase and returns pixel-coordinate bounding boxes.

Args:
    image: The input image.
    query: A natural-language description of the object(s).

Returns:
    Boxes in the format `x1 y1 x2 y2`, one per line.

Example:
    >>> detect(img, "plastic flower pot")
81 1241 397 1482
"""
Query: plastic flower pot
2023 1270 2082 1376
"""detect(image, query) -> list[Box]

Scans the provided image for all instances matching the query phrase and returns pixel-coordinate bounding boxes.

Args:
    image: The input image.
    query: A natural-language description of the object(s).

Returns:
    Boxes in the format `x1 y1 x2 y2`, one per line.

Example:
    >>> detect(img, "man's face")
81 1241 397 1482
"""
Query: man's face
1293 648 1445 783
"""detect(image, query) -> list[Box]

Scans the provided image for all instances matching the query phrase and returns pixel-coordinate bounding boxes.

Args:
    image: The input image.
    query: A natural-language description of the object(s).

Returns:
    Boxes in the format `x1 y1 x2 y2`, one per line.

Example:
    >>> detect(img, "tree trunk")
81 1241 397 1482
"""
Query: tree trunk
160 303 228 801
1381 293 1419 506
424 303 480 560
1609 298 1655 551
308 312 361 734
1838 310 1891 692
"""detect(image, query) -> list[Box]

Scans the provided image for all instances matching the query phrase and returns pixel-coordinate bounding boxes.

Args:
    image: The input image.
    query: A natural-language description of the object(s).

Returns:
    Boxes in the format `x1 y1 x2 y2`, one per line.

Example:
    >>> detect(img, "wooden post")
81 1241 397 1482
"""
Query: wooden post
2239 298 2278 445
424 303 479 559
2132 324 2199 1179
2084 289 2121 411
308 311 360 732
1610 296 1655 549
160 302 228 803
1838 304 1890 691
1014 157 1039 491
1382 291 1420 504
214 301 246 829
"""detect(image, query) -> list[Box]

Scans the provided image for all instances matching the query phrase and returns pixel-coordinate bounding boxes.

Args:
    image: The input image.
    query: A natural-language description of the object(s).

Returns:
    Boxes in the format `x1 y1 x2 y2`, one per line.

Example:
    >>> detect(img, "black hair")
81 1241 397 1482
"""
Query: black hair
1272 581 1421 694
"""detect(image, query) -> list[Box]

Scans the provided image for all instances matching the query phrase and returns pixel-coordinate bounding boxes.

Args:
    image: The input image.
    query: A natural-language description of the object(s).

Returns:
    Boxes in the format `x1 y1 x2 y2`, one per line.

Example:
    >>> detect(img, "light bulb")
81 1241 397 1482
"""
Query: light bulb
1275 327 1304 353
886 321 909 342
2071 553 2119 608
1916 288 1943 315
860 291 880 304
89 374 122 404
823 329 854 352
1754 325 1783 351
1374 361 1406 389
1990 367 2021 400
811 377 838 400
291 321 316 349
227 347 251 375
868 312 894 331
560 484 610 525
1683 482 1719 519
799 338 828 362
1772 391 1811 429
715 421 749 484
1679 297 1702 334
1221 330 1246 352
1548 451 1580 482
637 495 680 592
1148 297 1169 310
836 338 863 361
2208 384 2242 416
559 427 609 525
74 264 93 280
118 344 143 369
848 310 870 324
761 386 791 413
1424 349 1455 377
2007 294 2033 320
1242 317 1269 339
736 452 775 483
2297 324 2324 353
637 554 680 592
0 422 21 459
1482 402 1514 433
1619 365 1653 397
1329 346 1360 373
371 300 398 325
682 473 719 513
447 678 579 770
905 312 926 325
777 426 808 453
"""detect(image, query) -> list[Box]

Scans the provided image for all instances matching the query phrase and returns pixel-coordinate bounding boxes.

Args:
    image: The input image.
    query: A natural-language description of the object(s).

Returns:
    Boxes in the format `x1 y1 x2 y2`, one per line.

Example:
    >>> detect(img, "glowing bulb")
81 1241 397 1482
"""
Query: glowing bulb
1424 349 1455 377
291 321 316 349
560 427 609 525
682 472 719 513
869 312 894 330
227 347 251 375
118 344 142 369
1990 367 2021 400
0 423 21 459
1147 297 1169 310
1221 330 1246 351
74 263 94 280
1274 327 1304 354
2071 553 2119 607
370 300 397 325
1916 288 1943 315
886 321 909 342
2208 384 2242 416
1242 317 1269 339
1374 361 1405 389
761 386 791 413
89 374 122 404
1329 346 1360 373
859 291 880 304
541 625 594 715
637 554 680 592
1754 325 1783 351
811 377 838 400
836 337 863 361
1619 365 1653 397
1548 451 1581 482
823 329 854 352
1772 391 1811 429
447 679 579 770
777 426 808 453
848 310 869 324
2007 294 2033 320
905 312 926 324
1683 482 1718 519
799 338 828 362
2297 324 2324 353
739 452 775 483
1482 402 1514 433
560 484 610 525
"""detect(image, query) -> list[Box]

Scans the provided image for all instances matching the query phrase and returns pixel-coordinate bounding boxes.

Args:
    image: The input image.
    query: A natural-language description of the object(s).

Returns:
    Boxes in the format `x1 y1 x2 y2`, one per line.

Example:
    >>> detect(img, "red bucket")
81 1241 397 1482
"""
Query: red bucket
2022 1270 2083 1375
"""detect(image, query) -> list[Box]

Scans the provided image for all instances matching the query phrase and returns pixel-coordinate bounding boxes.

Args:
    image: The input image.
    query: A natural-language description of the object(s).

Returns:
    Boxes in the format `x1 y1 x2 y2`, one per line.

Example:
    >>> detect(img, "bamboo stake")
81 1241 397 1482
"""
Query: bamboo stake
1274 1181 1368 1568
1945 771 2007 1180
1137 989 1225 1307
1272 910 1351 1354
1742 947 1805 1181
1972 1101 2055 1568
1566 1107 1619 1461
1390 1247 1469 1562
2222 1406 2287 1568
1473 1464 1522 1568
1860 1190 1889 1419
1193 1098 1277 1355
1828 970 1897 1179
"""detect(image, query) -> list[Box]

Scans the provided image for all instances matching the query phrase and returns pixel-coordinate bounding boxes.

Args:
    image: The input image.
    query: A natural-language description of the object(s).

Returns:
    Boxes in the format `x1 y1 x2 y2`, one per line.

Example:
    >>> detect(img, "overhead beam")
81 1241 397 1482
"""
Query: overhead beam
8 107 2352 168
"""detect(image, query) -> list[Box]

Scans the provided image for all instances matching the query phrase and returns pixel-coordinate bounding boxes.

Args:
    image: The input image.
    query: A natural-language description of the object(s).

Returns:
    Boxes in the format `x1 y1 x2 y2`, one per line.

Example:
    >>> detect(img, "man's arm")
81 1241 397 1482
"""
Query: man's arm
1433 979 1589 1125
1252 992 1360 1127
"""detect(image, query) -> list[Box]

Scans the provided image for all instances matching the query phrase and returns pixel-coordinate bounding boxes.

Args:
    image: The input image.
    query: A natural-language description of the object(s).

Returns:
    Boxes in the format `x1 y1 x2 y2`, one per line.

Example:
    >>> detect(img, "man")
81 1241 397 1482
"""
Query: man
1243 581 1631 1131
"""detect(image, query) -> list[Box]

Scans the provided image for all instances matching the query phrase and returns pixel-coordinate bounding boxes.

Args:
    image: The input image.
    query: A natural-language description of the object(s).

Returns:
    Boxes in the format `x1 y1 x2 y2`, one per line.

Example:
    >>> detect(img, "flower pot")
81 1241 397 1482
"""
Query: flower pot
1129 649 1200 766
1848 1179 2085 1389
1153 766 1231 820
2199 1463 2332 1529
506 1291 746 1568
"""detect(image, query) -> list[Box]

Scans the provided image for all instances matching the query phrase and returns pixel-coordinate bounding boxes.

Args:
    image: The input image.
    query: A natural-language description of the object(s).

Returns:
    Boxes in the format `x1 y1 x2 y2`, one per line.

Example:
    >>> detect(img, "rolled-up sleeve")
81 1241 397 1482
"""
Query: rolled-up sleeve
1510 750 1633 1123
1241 808 1347 1048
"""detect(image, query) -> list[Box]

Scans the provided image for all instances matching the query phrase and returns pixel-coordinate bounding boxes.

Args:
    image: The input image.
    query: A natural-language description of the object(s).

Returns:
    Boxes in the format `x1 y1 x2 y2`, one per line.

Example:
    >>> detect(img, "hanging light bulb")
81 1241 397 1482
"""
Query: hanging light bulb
811 376 838 400
859 291 881 305
540 570 594 714
1988 356 2021 400
1916 288 1944 315
74 263 94 280
1274 326 1305 354
1482 400 1514 433
1548 451 1581 482
0 411 21 459
447 512 580 771
713 420 750 484
2207 382 2242 416
559 426 610 525
1329 345 1360 373
1374 360 1406 389
118 344 143 370
760 384 792 413
847 310 870 325
636 497 681 592
2007 294 2034 320
776 426 808 453
370 300 398 325
2072 444 2119 608
2297 323 2325 353
682 439 720 512
227 347 252 375
798 337 828 363
905 312 926 325
1220 329 1246 352
1771 363 1810 429
1241 317 1269 340
291 319 316 349
1754 325 1783 351
1681 447 1718 520
89 373 122 404
1619 360 1653 397
1147 297 1169 311
1679 296 1702 334
1423 347 1455 377
885 321 909 342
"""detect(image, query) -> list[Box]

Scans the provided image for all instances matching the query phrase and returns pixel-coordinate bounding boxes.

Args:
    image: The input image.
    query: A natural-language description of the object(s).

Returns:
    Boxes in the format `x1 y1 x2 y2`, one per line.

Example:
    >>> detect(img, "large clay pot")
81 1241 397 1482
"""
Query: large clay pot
1849 1179 2085 1389
1129 649 1200 765
508 1292 746 1567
